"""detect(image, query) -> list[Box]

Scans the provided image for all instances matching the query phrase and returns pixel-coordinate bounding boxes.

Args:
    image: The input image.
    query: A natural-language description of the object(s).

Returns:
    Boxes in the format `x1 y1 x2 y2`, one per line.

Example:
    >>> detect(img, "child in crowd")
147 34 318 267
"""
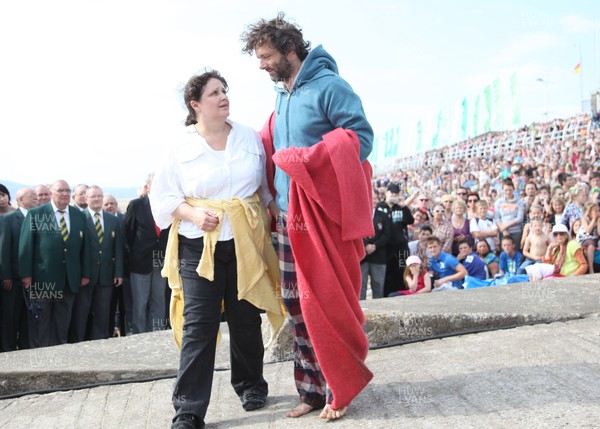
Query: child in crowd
518 217 550 274
470 200 499 254
389 255 432 296
456 240 487 280
520 204 546 249
498 236 524 276
426 236 467 291
576 201 600 274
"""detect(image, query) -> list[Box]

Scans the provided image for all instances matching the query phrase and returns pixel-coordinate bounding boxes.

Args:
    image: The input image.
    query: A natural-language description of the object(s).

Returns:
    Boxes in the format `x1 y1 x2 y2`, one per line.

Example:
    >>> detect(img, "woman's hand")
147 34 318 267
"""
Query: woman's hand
267 200 280 218
193 209 220 232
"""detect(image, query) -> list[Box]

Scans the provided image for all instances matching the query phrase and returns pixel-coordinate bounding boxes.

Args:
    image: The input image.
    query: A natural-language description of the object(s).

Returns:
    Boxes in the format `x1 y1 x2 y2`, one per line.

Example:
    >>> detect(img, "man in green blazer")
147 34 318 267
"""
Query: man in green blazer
19 180 91 348
0 187 39 351
71 185 124 341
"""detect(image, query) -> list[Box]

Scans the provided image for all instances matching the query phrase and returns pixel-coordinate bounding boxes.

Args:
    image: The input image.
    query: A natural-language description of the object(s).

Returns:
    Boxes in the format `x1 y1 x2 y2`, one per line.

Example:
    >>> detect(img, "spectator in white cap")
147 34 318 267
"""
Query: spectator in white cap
388 255 431 296
525 223 588 280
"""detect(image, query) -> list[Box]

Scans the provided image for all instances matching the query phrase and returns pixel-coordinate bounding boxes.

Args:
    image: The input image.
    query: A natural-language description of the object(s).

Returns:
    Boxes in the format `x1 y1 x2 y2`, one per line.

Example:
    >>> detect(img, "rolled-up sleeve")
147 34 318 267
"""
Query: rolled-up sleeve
149 149 185 230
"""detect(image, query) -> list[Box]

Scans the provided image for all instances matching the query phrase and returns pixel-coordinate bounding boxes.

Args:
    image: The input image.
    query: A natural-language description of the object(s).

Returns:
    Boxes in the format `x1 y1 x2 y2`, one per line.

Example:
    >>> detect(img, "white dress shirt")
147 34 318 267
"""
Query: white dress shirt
51 201 70 232
87 208 104 230
150 120 273 240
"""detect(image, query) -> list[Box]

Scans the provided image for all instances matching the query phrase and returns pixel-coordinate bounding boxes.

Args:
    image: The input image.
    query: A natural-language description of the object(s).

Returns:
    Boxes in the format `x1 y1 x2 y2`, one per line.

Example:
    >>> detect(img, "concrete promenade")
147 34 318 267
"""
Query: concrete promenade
0 276 598 428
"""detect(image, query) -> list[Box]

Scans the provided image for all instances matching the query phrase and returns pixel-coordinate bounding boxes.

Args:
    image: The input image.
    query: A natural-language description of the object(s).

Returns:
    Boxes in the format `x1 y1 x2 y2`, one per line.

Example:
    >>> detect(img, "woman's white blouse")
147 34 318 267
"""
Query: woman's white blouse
150 120 272 240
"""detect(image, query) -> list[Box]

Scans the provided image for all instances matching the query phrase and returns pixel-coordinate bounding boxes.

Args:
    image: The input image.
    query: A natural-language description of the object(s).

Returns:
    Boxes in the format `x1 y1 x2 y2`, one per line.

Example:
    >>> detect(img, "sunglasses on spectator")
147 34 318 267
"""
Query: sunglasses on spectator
420 198 429 201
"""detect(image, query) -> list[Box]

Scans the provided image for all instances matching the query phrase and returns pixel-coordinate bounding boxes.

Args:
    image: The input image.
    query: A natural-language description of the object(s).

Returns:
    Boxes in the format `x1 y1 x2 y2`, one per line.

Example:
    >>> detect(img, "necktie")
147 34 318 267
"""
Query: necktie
59 210 69 242
95 212 104 244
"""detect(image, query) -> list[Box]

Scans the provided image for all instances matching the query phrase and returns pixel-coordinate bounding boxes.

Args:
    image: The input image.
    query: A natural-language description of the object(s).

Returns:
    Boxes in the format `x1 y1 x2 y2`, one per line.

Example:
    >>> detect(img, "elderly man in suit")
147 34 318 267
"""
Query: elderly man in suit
19 180 91 348
123 174 169 334
71 184 88 212
0 188 39 351
71 186 124 341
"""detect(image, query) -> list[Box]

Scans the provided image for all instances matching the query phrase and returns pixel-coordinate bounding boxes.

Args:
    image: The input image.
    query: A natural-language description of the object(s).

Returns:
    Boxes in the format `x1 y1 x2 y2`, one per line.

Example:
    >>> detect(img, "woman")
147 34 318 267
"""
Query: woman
430 203 453 254
450 199 473 256
466 192 480 220
494 179 525 251
0 184 15 215
475 240 499 278
150 71 282 429
562 182 589 229
408 207 429 241
525 223 588 279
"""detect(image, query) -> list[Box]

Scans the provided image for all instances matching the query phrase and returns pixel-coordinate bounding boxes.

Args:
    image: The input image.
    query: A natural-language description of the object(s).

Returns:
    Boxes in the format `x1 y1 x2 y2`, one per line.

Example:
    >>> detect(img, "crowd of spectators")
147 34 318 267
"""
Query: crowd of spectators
362 113 600 296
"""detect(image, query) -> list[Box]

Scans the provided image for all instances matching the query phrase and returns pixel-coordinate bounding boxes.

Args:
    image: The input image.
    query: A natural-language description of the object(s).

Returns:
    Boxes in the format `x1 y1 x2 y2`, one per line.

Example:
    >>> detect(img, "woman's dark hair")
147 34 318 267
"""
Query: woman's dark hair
241 12 311 60
183 70 228 126
476 239 491 254
0 184 11 204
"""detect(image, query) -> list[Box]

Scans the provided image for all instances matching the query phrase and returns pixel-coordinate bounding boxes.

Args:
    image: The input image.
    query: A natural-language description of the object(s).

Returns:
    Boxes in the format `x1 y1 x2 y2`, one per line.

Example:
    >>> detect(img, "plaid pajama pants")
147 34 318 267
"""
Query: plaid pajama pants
277 213 329 408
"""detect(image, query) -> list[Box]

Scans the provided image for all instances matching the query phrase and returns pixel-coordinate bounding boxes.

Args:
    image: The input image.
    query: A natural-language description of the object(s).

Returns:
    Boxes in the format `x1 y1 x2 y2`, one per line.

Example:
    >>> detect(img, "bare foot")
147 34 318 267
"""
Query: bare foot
319 404 348 420
287 402 315 418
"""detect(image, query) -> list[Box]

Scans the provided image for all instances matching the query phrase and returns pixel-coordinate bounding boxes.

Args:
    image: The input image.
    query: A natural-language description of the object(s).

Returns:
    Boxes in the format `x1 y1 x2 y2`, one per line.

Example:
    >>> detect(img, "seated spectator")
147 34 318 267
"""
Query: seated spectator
456 240 487 280
466 192 480 220
450 199 473 256
408 207 429 241
430 203 453 254
426 236 467 291
517 217 550 274
544 196 566 232
526 223 588 280
408 224 432 267
441 194 454 219
498 236 524 277
576 201 599 274
470 200 499 254
562 182 590 229
475 240 500 278
520 204 546 248
389 255 432 296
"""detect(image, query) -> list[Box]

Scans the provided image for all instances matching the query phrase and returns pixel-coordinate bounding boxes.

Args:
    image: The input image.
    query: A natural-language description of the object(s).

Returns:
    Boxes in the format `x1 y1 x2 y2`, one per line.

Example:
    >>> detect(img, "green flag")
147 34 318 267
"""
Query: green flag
461 97 468 140
416 120 423 151
510 72 521 125
484 84 492 132
473 95 480 136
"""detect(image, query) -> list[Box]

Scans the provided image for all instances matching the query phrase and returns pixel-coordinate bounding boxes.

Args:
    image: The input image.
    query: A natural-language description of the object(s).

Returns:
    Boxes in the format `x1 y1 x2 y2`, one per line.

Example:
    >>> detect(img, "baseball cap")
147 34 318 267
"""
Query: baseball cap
550 223 569 238
387 183 401 193
405 255 422 266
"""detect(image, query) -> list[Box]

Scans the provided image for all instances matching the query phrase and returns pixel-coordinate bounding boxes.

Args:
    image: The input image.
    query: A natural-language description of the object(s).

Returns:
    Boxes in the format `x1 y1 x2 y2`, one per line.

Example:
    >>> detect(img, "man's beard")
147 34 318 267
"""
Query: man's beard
269 56 294 83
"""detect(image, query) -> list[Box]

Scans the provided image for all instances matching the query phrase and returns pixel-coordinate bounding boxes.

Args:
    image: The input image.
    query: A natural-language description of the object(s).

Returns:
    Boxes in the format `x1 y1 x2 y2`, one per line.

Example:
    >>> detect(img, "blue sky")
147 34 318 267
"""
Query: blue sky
1 0 598 189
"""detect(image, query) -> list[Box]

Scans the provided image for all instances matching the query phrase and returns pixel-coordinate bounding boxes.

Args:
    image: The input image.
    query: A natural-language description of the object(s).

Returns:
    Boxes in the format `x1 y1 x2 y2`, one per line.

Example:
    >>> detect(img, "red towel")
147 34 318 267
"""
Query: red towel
273 128 374 409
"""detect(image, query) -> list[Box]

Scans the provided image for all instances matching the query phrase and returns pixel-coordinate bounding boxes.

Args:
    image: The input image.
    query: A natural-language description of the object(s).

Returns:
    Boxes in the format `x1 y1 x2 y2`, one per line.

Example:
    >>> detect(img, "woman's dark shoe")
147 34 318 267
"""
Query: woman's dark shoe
240 390 267 411
171 414 203 429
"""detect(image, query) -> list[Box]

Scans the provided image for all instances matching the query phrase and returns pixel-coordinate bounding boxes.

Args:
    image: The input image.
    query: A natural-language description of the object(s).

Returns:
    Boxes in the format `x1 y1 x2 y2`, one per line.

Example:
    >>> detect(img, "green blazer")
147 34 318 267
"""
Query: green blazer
84 210 124 287
19 203 91 294
0 208 25 280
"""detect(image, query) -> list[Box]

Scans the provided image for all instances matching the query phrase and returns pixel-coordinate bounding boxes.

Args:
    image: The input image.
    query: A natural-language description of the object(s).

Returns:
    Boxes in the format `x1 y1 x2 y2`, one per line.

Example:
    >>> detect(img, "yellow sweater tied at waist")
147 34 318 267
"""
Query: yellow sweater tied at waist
161 193 285 350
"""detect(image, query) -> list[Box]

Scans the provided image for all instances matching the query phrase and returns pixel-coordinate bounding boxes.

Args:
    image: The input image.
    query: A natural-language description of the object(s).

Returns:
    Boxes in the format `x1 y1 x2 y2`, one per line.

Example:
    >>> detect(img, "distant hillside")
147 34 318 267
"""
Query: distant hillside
0 179 137 203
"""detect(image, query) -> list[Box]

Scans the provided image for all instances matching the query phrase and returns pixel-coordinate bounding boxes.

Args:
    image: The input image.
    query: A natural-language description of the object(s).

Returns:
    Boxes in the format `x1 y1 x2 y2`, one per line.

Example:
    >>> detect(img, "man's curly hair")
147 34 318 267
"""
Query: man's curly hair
240 12 311 61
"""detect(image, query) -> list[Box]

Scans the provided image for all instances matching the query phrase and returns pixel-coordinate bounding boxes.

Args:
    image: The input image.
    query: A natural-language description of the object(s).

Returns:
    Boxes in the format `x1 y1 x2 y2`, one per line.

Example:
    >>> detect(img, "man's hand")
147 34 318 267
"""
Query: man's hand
365 244 376 255
2 279 13 291
21 277 32 290
81 277 90 287
114 277 123 287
